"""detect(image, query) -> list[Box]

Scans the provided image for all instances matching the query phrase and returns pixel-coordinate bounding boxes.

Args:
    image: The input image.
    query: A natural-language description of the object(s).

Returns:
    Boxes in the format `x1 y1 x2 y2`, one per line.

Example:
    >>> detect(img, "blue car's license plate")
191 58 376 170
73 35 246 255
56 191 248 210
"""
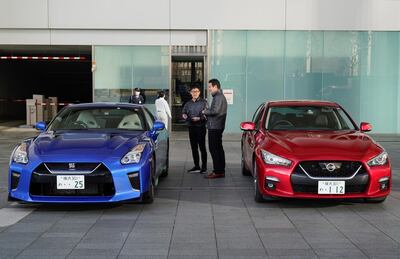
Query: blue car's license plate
56 175 85 190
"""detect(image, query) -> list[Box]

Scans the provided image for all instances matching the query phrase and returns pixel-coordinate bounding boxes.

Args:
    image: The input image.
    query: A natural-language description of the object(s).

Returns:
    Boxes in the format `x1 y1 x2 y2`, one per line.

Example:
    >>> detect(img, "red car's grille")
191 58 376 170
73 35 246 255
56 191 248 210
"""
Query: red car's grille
291 161 369 194
298 161 364 178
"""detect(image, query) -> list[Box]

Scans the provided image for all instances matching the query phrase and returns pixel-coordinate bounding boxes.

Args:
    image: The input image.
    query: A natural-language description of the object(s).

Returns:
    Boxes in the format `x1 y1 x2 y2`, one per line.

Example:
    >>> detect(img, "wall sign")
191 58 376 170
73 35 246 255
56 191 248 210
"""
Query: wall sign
223 89 233 105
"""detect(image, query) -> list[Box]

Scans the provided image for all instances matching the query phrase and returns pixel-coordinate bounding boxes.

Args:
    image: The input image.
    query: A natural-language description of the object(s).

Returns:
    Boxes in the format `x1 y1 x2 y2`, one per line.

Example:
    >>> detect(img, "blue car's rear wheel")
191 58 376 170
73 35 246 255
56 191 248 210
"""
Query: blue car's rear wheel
160 140 169 177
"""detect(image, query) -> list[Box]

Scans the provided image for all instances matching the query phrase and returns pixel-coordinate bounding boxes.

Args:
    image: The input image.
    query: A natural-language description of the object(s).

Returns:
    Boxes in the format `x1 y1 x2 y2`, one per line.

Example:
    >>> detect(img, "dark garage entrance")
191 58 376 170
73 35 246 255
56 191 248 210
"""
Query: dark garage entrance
0 45 92 122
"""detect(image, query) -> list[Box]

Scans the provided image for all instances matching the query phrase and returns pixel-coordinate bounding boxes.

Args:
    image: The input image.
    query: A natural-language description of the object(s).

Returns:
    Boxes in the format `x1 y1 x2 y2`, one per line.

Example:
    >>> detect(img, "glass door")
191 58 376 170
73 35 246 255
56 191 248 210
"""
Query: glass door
171 46 206 131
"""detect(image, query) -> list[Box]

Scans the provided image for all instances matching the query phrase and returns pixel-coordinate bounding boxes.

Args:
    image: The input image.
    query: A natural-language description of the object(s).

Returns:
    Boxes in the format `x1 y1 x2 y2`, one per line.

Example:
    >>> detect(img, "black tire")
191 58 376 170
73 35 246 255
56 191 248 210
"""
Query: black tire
253 159 278 202
160 141 169 178
253 160 264 203
365 196 387 203
241 146 251 176
141 158 155 204
8 194 19 202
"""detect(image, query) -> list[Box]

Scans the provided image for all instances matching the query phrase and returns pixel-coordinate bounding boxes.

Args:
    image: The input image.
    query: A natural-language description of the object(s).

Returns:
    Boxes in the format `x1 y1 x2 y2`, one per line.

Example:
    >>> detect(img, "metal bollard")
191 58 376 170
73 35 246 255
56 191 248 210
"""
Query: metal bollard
33 94 45 122
26 99 36 126
48 97 58 120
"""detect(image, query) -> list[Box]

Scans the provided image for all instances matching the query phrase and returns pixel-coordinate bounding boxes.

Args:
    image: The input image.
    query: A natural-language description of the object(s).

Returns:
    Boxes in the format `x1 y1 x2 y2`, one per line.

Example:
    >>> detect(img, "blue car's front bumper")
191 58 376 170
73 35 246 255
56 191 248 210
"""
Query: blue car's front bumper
8 156 152 203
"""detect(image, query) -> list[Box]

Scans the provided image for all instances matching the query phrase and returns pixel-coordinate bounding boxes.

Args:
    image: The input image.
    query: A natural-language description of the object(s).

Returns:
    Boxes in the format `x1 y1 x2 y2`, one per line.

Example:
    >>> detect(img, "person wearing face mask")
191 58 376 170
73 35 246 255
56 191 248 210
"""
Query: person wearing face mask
182 85 208 174
129 87 145 104
155 90 171 130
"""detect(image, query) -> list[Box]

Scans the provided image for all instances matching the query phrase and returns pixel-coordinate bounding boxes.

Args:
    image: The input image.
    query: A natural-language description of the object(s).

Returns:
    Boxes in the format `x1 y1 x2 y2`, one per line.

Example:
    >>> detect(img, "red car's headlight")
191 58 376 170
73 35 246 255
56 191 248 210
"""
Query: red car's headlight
367 151 388 167
260 150 292 167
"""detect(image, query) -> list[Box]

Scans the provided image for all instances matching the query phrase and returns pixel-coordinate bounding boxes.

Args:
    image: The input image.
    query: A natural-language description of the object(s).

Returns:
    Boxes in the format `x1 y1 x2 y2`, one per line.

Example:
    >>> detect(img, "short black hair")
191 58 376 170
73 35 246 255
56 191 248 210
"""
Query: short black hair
134 87 141 92
158 90 165 98
208 79 221 89
190 84 201 91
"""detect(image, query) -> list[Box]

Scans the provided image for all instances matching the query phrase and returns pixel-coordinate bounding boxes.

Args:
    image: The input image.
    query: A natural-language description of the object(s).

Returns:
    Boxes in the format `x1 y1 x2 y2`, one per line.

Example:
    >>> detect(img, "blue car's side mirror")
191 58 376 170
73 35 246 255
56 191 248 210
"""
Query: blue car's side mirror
152 121 165 132
35 121 47 132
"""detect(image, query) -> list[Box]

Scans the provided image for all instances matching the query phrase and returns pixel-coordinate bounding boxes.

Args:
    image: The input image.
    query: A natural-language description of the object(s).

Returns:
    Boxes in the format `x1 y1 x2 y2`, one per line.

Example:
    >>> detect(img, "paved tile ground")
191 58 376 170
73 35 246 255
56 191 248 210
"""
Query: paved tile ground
1 128 400 258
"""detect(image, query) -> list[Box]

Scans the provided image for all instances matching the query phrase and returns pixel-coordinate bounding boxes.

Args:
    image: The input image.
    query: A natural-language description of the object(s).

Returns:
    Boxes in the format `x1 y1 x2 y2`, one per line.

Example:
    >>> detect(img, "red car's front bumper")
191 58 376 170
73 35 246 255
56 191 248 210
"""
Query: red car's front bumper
256 157 391 199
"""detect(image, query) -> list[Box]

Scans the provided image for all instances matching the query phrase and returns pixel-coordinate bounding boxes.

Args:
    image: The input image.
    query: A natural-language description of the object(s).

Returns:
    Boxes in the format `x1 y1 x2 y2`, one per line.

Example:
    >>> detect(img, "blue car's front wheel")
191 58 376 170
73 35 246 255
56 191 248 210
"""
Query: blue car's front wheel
141 157 155 204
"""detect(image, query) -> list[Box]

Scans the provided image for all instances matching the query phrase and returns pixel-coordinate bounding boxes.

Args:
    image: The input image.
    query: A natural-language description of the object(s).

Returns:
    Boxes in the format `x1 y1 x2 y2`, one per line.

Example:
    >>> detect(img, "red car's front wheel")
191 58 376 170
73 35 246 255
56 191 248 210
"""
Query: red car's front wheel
253 161 264 203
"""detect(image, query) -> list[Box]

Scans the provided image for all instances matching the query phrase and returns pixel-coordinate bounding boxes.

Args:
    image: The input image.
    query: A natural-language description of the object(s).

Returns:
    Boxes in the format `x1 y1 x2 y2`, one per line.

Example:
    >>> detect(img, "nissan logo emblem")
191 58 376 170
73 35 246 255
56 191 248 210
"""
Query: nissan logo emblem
68 163 76 170
326 163 336 172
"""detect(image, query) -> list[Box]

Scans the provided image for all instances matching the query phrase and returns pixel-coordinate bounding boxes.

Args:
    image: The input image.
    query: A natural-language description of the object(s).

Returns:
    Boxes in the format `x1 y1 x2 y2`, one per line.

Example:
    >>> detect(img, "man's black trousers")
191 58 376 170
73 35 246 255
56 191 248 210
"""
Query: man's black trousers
188 126 207 169
208 129 225 174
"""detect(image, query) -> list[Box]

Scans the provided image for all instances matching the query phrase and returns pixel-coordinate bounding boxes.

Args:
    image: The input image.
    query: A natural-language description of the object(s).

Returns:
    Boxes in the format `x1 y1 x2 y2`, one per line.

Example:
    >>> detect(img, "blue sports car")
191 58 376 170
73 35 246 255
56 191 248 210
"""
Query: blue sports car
8 103 169 203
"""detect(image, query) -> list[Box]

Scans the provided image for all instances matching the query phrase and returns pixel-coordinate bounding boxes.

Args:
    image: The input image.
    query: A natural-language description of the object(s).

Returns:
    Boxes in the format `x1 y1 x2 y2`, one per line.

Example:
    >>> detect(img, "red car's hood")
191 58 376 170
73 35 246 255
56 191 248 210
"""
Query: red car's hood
264 130 382 161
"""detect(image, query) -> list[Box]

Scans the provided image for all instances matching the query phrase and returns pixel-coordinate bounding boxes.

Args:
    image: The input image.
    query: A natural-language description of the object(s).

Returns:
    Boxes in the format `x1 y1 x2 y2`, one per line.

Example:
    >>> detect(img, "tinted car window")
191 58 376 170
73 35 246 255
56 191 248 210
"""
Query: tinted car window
265 106 356 131
48 107 147 131
143 108 155 129
252 104 264 122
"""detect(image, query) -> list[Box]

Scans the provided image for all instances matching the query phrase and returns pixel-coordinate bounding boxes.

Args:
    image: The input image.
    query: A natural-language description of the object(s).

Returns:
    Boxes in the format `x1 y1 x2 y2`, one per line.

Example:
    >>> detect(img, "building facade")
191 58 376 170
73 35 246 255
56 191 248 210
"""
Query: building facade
1 0 400 132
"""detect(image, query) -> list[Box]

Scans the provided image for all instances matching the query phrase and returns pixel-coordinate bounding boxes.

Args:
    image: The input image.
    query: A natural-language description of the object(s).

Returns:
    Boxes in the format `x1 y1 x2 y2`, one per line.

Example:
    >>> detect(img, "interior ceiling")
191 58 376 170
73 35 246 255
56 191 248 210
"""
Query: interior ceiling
0 45 91 56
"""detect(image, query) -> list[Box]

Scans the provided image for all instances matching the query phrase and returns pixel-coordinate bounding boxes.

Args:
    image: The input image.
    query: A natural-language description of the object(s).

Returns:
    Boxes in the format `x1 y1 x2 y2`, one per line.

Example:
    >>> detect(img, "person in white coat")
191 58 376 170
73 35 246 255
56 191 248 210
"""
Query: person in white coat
155 91 171 130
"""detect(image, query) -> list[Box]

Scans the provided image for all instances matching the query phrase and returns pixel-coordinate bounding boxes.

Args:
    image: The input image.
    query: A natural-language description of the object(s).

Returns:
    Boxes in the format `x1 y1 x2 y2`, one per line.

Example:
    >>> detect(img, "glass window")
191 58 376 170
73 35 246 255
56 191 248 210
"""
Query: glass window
93 46 169 115
48 107 147 131
265 106 356 131
252 104 264 122
143 108 155 129
246 31 285 120
284 31 323 100
336 108 357 130
210 30 285 132
210 30 400 133
252 104 265 129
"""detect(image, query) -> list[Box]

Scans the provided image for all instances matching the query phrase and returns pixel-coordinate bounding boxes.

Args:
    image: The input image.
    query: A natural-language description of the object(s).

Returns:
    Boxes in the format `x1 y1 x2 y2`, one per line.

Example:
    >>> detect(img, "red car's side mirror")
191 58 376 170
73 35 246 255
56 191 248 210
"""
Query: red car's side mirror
240 122 255 131
360 122 372 132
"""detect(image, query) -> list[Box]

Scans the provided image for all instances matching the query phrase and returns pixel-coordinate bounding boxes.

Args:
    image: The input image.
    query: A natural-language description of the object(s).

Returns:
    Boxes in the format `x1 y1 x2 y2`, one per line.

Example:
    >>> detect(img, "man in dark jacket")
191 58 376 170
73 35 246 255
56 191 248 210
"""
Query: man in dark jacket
129 87 145 104
182 85 208 174
203 79 227 179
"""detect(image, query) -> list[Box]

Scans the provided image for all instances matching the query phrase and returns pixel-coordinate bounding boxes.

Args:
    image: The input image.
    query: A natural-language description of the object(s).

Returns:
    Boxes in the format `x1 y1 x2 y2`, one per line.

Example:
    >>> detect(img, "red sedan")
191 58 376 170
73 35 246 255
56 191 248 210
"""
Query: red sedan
240 100 391 203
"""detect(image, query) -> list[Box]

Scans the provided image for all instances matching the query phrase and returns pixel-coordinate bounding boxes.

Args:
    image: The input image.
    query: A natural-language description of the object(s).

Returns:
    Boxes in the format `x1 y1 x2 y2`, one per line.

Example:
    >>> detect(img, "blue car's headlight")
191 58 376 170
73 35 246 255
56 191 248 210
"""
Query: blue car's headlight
367 151 388 167
121 144 146 164
12 142 29 164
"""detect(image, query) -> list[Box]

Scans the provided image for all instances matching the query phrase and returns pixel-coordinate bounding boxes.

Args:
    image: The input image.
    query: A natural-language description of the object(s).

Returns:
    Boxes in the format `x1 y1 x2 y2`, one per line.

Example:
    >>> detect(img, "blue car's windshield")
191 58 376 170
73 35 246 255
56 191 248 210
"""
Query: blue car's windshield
48 107 148 131
266 106 357 131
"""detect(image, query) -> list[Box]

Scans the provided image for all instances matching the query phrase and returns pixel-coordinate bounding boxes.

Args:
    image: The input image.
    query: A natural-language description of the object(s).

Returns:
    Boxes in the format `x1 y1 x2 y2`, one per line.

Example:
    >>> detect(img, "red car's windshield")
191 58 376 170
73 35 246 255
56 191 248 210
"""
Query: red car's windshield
266 106 356 131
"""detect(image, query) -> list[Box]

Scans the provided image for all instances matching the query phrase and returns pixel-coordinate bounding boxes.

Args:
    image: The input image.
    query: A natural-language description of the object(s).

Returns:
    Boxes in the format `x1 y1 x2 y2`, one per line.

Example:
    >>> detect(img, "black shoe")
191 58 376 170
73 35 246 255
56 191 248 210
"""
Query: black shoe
187 166 201 173
204 172 225 179
199 168 207 174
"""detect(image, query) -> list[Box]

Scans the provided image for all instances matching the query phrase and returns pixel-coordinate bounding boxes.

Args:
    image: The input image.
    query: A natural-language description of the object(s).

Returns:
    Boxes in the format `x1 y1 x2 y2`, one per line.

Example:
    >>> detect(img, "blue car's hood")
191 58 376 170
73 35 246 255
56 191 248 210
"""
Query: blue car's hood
32 131 148 161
